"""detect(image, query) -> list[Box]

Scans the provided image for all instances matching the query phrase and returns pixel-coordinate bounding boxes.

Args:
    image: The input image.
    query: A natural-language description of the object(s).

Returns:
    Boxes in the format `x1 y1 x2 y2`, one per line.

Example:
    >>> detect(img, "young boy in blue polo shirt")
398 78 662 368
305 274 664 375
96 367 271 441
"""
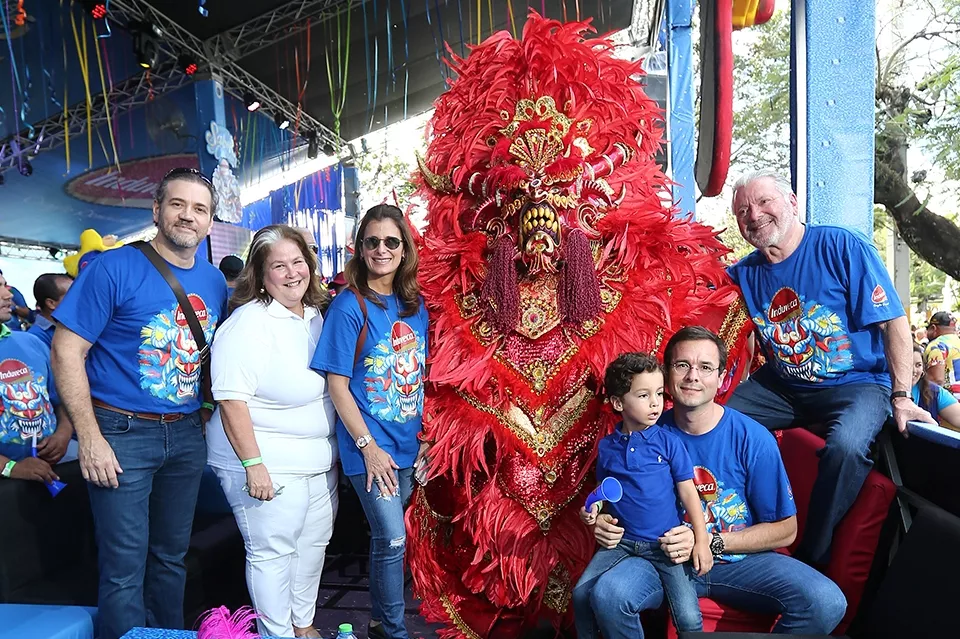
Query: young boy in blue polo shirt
573 352 712 637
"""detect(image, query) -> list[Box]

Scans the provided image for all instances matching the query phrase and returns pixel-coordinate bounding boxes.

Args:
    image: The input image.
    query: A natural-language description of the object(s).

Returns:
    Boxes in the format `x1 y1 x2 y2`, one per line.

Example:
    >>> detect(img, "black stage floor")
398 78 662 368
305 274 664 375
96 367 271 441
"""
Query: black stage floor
309 554 442 638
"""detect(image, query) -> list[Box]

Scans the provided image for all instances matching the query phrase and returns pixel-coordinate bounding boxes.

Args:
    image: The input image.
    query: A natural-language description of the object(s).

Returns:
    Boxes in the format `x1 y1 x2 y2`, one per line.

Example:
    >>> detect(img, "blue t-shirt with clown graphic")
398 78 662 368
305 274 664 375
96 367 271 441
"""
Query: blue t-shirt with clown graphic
311 291 428 477
0 331 59 461
728 225 904 389
53 246 227 414
662 406 796 563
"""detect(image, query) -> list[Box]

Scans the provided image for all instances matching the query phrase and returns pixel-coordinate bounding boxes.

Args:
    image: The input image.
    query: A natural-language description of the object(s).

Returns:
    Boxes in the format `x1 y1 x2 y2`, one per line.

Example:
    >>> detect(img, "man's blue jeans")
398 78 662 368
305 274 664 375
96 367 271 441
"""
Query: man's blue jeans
347 467 414 639
573 540 702 638
726 365 890 563
87 407 206 639
582 549 846 638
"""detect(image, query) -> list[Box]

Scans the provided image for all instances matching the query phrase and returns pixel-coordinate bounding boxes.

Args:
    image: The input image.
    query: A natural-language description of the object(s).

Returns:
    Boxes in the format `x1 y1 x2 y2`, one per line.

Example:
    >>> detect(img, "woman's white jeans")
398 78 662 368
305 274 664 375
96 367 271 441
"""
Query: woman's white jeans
215 468 338 638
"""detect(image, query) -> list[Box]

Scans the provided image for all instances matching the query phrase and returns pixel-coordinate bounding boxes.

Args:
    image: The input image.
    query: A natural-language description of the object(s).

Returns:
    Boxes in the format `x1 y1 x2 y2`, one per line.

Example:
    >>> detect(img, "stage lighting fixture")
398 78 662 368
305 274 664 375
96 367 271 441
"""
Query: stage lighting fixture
274 112 290 130
18 161 32 177
322 142 336 157
81 1 107 20
178 53 198 76
131 22 162 70
306 131 319 159
244 93 261 112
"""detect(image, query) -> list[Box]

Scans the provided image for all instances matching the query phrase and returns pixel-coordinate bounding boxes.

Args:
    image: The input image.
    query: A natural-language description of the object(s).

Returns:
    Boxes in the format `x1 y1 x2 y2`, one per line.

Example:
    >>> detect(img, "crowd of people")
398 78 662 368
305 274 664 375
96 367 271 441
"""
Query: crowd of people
0 165 947 639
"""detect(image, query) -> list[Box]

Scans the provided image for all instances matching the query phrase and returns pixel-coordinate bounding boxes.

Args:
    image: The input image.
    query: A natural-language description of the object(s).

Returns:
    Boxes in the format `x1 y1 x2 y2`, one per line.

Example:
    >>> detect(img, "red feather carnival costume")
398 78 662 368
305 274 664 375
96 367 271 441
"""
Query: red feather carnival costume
406 13 753 638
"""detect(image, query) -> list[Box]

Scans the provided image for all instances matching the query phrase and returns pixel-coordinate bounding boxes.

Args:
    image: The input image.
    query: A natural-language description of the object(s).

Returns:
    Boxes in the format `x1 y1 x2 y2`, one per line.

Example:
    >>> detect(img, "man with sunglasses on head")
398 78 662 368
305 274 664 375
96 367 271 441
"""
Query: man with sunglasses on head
51 168 228 639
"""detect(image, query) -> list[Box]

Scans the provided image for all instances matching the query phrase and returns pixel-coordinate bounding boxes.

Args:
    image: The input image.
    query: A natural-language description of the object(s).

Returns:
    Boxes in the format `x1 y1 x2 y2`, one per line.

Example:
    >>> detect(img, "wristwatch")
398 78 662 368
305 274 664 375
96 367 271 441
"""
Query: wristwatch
890 390 909 402
355 434 374 449
709 531 725 558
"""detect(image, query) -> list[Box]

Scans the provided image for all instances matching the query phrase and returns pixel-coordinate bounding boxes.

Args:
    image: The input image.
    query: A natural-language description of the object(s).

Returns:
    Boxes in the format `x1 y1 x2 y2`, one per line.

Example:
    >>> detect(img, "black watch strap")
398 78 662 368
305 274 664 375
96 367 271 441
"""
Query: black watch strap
890 390 909 402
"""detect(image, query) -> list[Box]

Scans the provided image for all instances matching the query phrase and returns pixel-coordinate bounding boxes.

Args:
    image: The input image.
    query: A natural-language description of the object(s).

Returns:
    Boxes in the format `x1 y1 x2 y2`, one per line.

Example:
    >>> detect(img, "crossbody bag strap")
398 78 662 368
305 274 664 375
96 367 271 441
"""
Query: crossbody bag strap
348 287 369 367
132 241 210 360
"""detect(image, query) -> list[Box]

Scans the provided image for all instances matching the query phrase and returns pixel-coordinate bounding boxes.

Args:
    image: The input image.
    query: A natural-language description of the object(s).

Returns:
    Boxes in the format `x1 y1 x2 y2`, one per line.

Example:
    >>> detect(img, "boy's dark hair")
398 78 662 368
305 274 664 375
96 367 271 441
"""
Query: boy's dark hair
604 352 663 399
663 325 728 372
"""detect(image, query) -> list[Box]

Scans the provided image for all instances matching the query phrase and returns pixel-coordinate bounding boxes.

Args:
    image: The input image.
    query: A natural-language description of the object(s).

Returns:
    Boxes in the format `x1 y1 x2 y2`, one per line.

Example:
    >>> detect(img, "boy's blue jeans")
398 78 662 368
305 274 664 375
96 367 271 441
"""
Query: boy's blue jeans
573 539 702 638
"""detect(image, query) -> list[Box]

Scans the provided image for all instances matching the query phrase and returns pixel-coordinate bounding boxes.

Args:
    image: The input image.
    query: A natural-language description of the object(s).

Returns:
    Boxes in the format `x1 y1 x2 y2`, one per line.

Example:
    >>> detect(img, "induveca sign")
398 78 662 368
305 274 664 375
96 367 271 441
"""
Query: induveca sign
64 154 201 208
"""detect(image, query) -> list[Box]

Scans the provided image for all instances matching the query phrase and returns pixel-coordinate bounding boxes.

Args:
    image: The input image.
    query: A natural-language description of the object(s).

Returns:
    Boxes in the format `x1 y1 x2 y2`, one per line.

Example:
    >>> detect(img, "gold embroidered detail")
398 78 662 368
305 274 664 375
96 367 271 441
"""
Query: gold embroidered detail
499 97 573 173
516 275 562 340
542 566 572 614
497 474 586 533
456 291 482 319
440 594 484 639
455 385 594 458
718 296 751 354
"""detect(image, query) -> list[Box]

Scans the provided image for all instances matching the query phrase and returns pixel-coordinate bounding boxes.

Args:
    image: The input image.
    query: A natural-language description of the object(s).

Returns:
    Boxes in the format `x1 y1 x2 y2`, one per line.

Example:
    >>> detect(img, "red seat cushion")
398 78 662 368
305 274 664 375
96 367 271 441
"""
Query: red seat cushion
667 428 895 637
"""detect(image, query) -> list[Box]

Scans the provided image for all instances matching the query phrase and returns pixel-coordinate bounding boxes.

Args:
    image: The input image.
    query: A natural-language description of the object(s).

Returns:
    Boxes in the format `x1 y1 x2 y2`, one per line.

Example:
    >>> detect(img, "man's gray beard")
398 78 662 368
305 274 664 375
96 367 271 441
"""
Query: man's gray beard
162 226 202 249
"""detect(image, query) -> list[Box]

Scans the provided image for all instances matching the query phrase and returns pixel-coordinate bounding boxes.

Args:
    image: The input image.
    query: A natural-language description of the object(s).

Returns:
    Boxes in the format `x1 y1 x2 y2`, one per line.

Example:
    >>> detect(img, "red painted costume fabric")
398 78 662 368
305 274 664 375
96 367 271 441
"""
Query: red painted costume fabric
406 13 753 638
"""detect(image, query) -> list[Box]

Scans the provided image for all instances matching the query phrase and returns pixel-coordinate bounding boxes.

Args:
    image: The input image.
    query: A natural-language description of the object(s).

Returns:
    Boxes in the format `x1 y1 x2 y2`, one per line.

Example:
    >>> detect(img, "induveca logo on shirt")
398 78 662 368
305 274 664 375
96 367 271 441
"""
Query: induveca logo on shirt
138 294 218 404
0 358 54 445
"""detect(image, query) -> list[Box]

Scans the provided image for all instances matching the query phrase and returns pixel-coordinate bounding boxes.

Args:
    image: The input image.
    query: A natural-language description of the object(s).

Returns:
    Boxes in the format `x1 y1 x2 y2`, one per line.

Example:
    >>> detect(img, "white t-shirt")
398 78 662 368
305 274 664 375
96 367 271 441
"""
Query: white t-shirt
206 299 337 475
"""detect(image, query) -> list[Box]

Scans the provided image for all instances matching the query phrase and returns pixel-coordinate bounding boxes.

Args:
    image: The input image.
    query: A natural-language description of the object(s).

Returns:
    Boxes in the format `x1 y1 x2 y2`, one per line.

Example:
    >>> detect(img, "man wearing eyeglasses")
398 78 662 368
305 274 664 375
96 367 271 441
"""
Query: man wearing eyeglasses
51 168 228 639
583 327 846 637
724 169 934 567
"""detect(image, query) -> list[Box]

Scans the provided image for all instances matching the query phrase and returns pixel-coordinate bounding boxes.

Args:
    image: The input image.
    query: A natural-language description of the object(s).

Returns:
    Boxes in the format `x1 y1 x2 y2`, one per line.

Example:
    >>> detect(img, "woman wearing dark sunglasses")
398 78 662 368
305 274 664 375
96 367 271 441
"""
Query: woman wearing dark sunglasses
311 204 429 639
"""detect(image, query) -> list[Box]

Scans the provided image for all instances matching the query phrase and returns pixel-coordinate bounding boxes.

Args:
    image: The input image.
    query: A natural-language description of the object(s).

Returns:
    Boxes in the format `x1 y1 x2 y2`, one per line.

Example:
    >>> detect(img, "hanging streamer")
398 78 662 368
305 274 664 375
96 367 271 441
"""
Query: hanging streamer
61 3 70 174
455 0 465 58
18 41 34 138
324 1 351 141
0 0 25 149
94 24 120 173
361 0 373 130
70 10 95 168
385 1 394 89
398 0 410 119
94 0 113 38
424 0 445 80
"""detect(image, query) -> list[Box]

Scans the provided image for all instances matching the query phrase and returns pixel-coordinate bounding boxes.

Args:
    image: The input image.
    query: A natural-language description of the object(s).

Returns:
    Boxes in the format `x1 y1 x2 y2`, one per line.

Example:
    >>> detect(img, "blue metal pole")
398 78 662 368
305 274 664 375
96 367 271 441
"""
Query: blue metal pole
667 0 697 218
791 0 876 235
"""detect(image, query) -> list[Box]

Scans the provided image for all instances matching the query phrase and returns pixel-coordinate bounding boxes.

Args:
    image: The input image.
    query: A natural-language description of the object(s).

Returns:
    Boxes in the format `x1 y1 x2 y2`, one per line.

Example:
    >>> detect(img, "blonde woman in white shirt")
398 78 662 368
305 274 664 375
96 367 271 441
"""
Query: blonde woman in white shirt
206 224 336 639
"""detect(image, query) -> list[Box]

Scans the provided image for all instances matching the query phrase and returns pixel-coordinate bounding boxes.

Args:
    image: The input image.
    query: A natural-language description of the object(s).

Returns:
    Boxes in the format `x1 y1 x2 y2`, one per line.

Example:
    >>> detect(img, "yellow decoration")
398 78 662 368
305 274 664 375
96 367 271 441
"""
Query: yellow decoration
63 229 124 277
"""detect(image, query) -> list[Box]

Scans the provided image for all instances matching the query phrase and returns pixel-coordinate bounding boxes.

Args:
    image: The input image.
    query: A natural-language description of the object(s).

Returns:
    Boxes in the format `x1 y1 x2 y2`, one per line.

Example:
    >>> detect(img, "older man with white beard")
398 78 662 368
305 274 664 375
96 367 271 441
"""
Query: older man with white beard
724 169 934 566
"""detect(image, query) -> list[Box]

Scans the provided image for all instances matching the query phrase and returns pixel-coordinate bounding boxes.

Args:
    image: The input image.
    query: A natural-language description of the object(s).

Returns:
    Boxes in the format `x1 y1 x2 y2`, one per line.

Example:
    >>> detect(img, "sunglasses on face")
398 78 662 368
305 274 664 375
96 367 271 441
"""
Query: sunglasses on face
362 236 402 251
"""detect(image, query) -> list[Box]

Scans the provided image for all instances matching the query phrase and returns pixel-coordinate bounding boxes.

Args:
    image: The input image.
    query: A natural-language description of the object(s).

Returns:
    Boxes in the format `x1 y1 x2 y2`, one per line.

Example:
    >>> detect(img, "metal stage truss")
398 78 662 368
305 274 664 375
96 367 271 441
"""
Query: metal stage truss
204 0 350 63
0 0 347 174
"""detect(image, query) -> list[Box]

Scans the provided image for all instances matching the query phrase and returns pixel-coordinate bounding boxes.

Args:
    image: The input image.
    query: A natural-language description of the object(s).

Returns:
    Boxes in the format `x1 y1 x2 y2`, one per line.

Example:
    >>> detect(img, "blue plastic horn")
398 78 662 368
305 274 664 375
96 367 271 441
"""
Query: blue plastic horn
31 436 67 498
584 477 623 512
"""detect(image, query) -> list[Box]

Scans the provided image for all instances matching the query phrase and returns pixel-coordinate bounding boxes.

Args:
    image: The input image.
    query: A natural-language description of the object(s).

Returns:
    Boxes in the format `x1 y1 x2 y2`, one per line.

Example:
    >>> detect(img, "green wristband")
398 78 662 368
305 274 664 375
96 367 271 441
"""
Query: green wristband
1 460 16 478
241 456 263 468
201 402 215 411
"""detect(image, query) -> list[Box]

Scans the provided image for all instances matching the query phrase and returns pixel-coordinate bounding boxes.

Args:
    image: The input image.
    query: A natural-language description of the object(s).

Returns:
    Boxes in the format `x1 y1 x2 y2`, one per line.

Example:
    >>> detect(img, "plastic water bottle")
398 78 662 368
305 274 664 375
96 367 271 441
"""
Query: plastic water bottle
335 623 358 639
